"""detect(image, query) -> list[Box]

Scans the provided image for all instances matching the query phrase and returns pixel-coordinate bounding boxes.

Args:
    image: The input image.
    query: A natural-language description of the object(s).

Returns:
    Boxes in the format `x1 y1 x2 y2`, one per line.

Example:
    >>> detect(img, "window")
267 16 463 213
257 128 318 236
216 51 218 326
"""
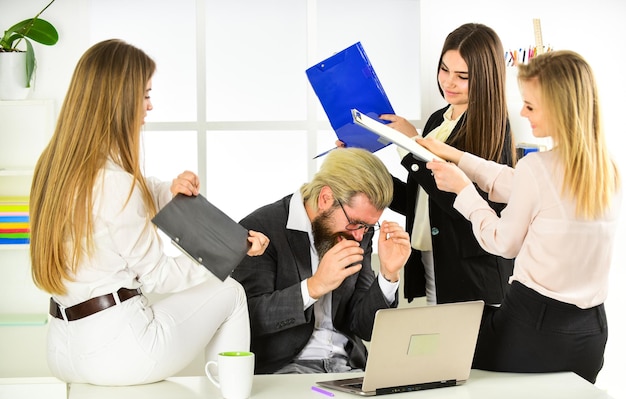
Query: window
89 0 419 224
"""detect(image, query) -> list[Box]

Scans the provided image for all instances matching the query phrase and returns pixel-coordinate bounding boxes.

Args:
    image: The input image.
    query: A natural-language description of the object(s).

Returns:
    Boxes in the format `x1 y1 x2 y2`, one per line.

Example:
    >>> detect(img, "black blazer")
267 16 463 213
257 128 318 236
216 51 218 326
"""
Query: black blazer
232 194 398 374
390 105 515 304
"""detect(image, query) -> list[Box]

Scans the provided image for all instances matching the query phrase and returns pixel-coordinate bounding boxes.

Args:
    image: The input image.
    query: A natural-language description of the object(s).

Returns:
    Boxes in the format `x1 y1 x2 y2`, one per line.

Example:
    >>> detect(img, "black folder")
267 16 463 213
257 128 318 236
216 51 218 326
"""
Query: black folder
151 194 249 281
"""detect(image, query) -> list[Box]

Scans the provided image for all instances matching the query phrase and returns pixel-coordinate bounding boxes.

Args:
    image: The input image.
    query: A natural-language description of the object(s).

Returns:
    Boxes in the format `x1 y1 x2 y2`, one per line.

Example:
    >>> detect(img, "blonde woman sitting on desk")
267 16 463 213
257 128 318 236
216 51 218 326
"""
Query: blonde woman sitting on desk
29 39 269 386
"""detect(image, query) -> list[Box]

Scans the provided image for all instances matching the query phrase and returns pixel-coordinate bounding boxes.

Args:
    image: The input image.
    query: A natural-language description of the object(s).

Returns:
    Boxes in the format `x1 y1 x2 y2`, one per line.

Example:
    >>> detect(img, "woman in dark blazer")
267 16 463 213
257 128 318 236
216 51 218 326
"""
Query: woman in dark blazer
383 23 515 305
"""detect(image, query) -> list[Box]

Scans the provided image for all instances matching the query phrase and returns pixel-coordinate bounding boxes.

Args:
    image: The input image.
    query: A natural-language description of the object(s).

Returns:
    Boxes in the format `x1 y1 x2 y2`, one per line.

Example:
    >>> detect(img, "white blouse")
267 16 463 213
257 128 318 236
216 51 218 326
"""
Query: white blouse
454 150 621 309
53 159 211 307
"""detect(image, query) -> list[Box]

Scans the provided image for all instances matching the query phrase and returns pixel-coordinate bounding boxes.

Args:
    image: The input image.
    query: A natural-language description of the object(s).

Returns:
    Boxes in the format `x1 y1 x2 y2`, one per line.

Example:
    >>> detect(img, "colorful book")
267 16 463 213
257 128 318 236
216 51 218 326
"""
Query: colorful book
0 196 30 245
0 215 29 223
0 233 29 239
0 238 29 244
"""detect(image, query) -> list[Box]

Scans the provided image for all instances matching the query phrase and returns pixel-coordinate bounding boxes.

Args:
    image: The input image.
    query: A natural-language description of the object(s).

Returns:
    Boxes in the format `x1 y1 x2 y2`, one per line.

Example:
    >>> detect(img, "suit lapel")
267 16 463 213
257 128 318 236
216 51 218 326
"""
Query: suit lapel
286 229 313 280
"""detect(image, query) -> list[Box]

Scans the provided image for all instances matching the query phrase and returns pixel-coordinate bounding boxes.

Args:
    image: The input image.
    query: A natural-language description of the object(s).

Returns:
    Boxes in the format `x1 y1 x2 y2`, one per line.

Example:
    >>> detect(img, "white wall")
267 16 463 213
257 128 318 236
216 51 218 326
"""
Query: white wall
1 0 625 396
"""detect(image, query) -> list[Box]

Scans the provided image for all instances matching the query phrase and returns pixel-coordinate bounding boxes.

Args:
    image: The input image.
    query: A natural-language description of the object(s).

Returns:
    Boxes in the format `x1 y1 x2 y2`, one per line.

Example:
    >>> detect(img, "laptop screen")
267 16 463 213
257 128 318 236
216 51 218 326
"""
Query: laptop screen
317 300 484 396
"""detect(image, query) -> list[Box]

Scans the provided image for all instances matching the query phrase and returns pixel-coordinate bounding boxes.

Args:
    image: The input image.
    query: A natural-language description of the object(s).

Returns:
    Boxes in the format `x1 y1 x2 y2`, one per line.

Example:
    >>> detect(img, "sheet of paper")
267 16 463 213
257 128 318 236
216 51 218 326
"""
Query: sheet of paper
351 109 444 162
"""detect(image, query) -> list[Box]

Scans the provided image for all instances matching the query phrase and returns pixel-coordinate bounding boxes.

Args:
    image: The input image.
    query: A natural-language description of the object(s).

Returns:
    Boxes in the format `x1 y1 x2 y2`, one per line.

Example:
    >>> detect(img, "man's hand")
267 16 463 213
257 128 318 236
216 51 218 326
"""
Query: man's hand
246 230 269 256
307 238 364 299
377 221 411 283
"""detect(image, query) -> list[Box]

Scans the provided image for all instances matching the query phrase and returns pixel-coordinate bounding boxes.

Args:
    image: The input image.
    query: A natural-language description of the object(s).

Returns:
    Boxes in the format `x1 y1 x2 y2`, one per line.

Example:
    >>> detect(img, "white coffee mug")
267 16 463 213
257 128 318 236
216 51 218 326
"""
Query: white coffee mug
205 351 255 399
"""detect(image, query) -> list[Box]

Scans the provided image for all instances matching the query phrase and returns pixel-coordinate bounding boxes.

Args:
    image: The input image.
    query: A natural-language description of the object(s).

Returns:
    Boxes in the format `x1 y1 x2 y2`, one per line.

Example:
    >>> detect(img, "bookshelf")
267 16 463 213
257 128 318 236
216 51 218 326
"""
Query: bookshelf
0 100 55 378
0 100 54 323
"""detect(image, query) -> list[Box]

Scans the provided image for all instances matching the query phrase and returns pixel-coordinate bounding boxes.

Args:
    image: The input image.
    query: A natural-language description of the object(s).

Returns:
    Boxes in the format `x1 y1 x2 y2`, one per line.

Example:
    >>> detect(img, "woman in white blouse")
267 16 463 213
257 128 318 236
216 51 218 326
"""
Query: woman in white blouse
420 50 621 383
29 39 268 386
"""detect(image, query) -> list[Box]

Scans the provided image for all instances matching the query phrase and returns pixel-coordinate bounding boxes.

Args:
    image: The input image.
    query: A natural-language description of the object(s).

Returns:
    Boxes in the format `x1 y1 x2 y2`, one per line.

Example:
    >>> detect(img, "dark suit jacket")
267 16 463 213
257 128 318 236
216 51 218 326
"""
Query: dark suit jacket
232 194 398 374
390 105 515 304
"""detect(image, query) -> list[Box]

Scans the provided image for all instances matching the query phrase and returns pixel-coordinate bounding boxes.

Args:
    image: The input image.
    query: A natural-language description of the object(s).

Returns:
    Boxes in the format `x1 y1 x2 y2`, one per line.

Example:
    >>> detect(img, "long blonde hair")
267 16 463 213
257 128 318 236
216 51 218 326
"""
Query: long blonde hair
518 50 620 219
30 39 157 295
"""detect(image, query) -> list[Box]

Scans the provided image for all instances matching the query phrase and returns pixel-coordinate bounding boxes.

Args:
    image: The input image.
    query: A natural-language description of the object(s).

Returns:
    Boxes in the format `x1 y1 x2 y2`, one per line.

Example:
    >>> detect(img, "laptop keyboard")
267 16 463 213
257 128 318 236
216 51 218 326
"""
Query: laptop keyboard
344 383 363 389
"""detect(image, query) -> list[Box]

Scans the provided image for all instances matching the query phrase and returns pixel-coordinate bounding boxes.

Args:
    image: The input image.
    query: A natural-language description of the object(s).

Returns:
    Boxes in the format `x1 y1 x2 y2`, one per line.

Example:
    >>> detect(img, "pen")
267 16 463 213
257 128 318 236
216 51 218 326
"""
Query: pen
312 385 335 397
313 147 338 159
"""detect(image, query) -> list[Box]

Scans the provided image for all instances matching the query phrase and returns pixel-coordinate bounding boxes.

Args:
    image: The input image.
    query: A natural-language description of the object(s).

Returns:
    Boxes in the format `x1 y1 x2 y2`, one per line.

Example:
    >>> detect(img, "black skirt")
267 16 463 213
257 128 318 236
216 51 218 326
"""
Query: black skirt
472 280 607 383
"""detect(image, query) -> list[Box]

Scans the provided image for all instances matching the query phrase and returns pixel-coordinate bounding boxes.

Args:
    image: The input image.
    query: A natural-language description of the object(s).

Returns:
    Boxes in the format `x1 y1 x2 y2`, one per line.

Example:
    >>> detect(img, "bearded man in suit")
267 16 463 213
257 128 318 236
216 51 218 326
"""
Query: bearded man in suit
232 147 411 374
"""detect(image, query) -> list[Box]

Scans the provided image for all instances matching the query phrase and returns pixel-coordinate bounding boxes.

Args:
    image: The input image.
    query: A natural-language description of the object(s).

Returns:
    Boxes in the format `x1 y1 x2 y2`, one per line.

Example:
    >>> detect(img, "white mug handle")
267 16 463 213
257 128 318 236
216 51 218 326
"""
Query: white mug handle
204 360 220 388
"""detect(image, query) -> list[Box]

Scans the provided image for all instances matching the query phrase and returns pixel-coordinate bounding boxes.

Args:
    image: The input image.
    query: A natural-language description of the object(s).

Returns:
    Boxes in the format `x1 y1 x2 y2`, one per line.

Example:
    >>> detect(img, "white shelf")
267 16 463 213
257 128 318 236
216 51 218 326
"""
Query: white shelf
0 313 47 326
0 244 29 251
0 169 34 177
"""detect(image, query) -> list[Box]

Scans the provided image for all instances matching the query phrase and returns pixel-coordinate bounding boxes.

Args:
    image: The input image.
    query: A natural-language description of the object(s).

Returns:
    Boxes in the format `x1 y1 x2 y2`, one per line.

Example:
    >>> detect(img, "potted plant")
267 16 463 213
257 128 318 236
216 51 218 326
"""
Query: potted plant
0 0 58 100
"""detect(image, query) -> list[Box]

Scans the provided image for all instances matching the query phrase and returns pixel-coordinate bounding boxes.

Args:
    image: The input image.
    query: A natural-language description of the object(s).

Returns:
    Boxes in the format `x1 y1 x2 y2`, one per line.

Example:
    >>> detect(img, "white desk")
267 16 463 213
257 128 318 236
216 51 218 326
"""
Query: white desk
0 377 67 399
66 370 613 399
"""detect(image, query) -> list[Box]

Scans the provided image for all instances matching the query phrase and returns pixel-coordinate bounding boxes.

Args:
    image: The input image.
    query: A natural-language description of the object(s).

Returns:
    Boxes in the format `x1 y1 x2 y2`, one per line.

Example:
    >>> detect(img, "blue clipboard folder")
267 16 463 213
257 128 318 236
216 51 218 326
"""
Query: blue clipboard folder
306 42 395 156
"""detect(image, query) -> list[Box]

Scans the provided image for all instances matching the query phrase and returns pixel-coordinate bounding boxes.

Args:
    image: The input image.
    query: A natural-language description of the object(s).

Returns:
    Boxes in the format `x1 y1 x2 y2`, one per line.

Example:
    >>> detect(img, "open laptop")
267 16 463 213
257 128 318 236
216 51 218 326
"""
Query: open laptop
316 300 484 396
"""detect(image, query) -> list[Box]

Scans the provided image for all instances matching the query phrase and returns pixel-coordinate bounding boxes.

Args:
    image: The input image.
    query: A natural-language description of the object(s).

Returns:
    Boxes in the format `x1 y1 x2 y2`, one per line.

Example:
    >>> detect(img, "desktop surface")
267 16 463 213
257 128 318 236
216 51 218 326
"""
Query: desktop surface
63 369 613 399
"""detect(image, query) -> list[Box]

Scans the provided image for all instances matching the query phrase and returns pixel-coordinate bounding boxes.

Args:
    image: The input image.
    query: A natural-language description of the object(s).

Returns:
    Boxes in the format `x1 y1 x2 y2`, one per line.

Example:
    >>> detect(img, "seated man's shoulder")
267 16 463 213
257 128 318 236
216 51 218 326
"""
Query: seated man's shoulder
240 195 291 227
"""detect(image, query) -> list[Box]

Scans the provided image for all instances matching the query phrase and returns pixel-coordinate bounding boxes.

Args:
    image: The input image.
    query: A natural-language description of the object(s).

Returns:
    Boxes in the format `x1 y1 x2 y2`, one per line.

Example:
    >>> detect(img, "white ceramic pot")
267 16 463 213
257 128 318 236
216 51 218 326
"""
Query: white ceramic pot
0 51 31 100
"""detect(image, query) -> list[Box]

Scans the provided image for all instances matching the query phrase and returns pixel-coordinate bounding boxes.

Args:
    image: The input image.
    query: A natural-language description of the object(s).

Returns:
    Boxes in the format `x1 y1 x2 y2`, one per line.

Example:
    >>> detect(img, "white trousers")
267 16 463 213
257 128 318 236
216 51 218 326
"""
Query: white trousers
47 276 249 385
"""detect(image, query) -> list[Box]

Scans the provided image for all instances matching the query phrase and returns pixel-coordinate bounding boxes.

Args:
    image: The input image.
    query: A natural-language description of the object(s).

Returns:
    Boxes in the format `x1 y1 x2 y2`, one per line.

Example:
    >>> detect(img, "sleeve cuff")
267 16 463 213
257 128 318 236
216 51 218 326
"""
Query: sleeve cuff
378 274 399 304
301 279 317 310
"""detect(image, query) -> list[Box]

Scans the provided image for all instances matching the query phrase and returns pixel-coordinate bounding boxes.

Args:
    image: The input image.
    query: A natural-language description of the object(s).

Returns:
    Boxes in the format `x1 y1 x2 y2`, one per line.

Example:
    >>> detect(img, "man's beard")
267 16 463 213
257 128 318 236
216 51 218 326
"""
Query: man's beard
311 209 355 260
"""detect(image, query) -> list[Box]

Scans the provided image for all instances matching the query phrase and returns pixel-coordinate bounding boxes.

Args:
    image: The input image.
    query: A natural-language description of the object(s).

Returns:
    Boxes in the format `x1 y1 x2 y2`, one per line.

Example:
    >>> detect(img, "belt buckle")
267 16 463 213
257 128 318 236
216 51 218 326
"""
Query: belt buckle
58 303 69 322
112 290 121 305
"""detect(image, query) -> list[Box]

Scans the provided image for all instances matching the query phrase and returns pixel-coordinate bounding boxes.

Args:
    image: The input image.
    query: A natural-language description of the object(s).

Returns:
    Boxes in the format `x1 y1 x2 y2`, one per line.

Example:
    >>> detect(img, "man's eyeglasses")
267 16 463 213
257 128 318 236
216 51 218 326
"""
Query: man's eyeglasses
337 200 380 233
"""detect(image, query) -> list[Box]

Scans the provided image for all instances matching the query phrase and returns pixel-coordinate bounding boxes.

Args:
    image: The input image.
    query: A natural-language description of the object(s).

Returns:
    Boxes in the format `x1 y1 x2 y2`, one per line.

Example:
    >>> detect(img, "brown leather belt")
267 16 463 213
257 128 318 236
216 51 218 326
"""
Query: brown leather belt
49 287 142 321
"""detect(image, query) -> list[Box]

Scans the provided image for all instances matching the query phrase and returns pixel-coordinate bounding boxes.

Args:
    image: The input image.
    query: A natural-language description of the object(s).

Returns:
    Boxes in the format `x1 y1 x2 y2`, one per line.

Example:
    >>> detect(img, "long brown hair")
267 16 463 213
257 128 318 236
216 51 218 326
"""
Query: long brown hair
518 50 620 219
438 23 514 164
30 39 157 294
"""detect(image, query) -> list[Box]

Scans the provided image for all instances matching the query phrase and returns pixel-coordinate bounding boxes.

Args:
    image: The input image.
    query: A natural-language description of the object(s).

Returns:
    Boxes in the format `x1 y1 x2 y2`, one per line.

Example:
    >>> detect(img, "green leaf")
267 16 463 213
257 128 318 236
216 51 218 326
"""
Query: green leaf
5 19 33 34
24 19 58 46
0 33 23 50
5 18 58 47
24 39 35 88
